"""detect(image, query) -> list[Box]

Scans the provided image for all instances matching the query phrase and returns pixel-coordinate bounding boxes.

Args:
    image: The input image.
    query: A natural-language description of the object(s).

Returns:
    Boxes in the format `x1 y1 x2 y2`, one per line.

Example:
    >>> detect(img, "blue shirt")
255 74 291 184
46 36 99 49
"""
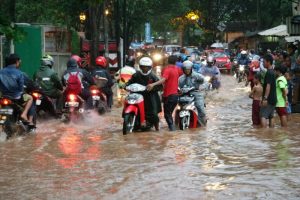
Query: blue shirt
0 64 24 99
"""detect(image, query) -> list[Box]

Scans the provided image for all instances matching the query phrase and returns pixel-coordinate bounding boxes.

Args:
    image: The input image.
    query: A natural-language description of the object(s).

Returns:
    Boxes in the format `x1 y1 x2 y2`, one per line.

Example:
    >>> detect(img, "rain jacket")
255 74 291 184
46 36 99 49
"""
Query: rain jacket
33 65 63 96
91 67 114 95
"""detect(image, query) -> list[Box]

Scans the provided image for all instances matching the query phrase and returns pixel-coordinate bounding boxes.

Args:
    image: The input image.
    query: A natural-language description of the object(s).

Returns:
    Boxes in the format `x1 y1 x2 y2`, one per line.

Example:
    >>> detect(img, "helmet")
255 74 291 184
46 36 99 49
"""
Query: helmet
71 55 82 67
67 58 78 68
139 57 153 76
207 55 215 66
241 50 247 55
95 56 107 68
182 60 193 71
41 55 54 68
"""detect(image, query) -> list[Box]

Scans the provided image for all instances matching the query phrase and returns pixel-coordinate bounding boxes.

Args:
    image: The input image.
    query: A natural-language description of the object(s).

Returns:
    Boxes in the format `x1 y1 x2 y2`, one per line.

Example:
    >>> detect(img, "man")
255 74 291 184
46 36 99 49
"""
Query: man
199 56 221 89
147 55 182 131
179 60 207 126
62 58 95 109
127 57 162 131
260 54 277 128
33 55 63 114
91 56 114 108
0 54 34 126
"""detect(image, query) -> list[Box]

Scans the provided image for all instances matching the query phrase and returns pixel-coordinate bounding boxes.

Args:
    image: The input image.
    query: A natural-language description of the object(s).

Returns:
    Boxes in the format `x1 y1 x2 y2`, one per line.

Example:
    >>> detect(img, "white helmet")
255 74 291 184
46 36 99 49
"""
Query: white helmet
139 57 153 76
241 50 247 55
182 60 193 70
207 55 214 63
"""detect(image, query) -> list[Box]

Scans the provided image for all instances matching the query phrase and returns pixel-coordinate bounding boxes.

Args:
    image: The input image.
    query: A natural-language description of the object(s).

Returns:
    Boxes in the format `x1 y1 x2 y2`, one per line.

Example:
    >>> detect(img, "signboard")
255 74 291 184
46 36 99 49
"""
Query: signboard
145 22 153 43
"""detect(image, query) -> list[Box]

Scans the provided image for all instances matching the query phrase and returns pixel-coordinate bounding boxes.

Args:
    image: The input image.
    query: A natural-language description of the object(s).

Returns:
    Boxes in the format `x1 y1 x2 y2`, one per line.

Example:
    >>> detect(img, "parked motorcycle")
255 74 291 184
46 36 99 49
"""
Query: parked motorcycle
175 87 199 130
122 83 146 135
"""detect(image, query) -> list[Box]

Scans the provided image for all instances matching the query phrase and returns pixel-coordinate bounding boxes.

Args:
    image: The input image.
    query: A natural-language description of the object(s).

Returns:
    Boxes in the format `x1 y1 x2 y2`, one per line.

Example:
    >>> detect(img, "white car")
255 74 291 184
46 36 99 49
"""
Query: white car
162 45 181 56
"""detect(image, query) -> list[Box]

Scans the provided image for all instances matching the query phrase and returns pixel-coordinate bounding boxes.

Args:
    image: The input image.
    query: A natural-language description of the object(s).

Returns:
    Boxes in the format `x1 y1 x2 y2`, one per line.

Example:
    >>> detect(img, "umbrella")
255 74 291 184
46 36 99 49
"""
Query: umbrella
211 43 224 48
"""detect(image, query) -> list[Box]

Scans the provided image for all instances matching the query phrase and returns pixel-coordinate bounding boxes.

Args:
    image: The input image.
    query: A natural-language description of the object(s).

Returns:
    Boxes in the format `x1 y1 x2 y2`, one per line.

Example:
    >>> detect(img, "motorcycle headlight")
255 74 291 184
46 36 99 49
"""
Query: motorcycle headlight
205 76 211 82
137 52 143 57
239 65 245 71
234 60 238 64
128 99 137 104
153 53 162 61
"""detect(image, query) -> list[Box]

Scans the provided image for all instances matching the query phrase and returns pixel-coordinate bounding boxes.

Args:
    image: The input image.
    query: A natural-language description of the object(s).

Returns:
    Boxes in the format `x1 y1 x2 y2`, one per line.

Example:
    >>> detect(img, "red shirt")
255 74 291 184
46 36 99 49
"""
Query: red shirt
162 65 182 97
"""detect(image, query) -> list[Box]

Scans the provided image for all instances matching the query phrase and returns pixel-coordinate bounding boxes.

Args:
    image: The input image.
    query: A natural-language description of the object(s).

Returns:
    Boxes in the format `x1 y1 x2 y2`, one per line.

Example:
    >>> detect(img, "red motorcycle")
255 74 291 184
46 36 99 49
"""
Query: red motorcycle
122 83 146 135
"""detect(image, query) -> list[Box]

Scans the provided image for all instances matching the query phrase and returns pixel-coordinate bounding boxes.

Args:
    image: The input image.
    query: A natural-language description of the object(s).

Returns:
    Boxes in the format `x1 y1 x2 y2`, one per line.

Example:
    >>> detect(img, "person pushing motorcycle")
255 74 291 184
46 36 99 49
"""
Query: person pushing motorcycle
179 60 207 126
126 57 162 131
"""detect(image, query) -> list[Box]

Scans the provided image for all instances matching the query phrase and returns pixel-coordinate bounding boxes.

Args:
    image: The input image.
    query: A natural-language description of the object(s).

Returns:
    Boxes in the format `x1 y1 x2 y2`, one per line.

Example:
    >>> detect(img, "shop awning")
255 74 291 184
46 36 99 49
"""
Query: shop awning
258 25 288 36
285 36 300 43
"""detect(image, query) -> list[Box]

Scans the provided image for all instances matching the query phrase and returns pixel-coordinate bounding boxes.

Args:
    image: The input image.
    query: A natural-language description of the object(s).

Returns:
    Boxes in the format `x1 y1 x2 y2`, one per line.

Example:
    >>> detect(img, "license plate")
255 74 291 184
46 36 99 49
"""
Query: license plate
0 108 13 115
179 110 190 117
65 102 79 107
36 99 41 105
92 96 100 100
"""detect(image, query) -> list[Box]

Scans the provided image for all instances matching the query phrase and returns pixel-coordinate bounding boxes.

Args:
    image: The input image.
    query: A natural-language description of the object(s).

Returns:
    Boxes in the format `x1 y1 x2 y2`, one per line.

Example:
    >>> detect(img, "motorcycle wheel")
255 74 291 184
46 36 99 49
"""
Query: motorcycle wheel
97 101 107 115
123 113 135 135
179 116 189 130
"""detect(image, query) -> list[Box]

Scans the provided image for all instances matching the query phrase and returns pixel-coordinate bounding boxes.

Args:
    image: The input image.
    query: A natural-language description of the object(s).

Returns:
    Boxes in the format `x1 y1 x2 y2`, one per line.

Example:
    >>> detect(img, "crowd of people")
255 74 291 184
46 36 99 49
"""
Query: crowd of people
0 43 299 134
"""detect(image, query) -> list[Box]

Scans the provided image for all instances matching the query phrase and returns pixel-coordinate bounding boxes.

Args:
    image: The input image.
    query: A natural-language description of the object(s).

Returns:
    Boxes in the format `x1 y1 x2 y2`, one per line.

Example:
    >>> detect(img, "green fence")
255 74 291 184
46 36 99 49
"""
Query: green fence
15 25 42 78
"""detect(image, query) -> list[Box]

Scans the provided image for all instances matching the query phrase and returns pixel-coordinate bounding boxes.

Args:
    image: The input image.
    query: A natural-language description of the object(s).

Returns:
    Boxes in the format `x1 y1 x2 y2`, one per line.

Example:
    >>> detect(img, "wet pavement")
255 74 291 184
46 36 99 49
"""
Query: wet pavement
0 75 299 200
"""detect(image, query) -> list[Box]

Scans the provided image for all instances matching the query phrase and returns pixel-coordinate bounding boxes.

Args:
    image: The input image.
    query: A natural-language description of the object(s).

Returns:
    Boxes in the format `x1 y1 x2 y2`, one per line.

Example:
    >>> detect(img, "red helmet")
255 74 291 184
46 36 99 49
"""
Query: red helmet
71 55 82 67
95 56 107 68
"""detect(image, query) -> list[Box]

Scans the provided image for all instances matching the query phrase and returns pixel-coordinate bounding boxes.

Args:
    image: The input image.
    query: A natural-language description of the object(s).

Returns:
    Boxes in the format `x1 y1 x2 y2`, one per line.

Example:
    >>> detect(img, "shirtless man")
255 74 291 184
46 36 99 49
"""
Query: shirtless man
249 73 263 126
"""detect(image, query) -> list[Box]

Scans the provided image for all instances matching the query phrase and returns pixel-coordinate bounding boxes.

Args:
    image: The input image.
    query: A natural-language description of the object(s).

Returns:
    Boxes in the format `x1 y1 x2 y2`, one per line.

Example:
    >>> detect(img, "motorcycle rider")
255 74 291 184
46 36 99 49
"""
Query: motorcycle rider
179 60 207 126
126 56 162 131
238 50 251 80
199 55 221 89
62 57 95 109
91 56 114 108
0 54 35 127
33 55 64 114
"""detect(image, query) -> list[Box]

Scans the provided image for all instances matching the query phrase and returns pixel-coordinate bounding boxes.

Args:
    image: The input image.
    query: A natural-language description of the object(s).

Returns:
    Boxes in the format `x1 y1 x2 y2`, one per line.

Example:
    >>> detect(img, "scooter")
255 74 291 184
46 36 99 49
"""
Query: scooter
175 86 199 130
237 64 248 83
122 83 146 135
62 92 84 123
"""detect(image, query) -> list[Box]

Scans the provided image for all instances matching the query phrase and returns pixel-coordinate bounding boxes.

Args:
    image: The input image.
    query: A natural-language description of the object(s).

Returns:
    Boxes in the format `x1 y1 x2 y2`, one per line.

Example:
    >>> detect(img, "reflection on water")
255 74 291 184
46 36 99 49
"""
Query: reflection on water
0 76 299 199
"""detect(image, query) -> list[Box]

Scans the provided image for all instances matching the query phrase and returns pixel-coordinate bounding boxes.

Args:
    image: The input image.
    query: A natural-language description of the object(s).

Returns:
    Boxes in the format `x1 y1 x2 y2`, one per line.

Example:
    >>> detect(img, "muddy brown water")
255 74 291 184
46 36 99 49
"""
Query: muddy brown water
0 76 299 200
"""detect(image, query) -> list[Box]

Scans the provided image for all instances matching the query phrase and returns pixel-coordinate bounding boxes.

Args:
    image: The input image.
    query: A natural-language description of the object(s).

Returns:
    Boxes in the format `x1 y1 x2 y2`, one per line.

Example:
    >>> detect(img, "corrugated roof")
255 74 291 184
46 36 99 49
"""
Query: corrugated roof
258 25 288 36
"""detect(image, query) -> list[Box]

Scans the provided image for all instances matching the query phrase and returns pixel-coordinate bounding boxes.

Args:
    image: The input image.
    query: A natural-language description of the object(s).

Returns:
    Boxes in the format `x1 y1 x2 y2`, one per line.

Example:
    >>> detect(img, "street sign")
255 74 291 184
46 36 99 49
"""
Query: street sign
217 22 226 32
145 23 153 43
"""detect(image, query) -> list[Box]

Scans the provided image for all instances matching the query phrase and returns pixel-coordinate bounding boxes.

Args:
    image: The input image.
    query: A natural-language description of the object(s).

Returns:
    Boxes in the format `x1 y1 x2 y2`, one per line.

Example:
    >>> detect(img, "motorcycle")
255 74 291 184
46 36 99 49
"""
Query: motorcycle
204 74 220 91
31 91 58 118
62 92 84 123
90 85 107 115
237 64 248 83
175 87 199 130
122 83 146 135
0 96 36 139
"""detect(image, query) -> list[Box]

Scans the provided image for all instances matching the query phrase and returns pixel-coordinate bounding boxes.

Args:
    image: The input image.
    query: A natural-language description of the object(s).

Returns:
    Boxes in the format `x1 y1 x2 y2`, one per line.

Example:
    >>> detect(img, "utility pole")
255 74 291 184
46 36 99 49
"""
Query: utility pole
123 0 127 66
256 0 261 30
104 0 109 59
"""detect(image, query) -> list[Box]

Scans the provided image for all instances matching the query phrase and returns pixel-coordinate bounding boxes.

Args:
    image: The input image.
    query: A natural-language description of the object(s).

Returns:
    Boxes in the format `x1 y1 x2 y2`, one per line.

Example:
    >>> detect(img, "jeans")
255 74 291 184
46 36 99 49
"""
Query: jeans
193 93 206 126
163 94 178 128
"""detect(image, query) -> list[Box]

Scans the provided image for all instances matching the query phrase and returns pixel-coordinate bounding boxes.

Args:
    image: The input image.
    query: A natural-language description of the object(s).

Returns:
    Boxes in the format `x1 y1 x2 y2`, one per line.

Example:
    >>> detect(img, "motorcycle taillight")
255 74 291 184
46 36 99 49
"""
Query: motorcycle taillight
91 89 99 95
68 94 77 102
32 92 41 99
0 98 12 106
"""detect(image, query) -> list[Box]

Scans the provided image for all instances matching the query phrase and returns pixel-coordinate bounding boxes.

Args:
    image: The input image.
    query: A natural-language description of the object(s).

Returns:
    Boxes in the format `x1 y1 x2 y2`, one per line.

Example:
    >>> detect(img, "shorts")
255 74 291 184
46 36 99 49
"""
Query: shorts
260 104 275 119
276 107 288 117
286 102 292 114
252 100 261 125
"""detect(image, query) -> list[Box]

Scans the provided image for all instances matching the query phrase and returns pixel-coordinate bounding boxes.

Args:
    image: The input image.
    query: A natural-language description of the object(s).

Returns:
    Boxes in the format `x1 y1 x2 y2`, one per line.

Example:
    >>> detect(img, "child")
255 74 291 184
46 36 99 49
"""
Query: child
249 73 263 126
274 66 288 127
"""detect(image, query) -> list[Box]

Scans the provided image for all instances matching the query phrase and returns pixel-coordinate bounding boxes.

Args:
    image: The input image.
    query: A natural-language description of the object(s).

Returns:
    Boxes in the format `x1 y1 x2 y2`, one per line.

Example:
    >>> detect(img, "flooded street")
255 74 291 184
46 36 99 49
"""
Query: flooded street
0 75 300 200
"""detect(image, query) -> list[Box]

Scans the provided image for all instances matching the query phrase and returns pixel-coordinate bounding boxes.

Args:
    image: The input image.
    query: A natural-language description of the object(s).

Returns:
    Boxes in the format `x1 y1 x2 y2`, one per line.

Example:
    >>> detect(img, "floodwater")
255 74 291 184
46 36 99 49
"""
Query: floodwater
0 76 299 200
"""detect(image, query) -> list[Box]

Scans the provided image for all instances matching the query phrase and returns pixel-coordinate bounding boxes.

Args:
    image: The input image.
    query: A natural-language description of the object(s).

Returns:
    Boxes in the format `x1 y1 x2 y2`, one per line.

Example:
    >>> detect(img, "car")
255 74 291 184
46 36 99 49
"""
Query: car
211 51 232 73
162 45 181 56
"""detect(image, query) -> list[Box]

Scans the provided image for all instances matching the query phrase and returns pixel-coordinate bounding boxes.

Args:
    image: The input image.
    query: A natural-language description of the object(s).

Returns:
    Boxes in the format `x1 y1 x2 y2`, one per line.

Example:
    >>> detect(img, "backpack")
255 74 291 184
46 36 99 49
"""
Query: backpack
66 72 82 94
